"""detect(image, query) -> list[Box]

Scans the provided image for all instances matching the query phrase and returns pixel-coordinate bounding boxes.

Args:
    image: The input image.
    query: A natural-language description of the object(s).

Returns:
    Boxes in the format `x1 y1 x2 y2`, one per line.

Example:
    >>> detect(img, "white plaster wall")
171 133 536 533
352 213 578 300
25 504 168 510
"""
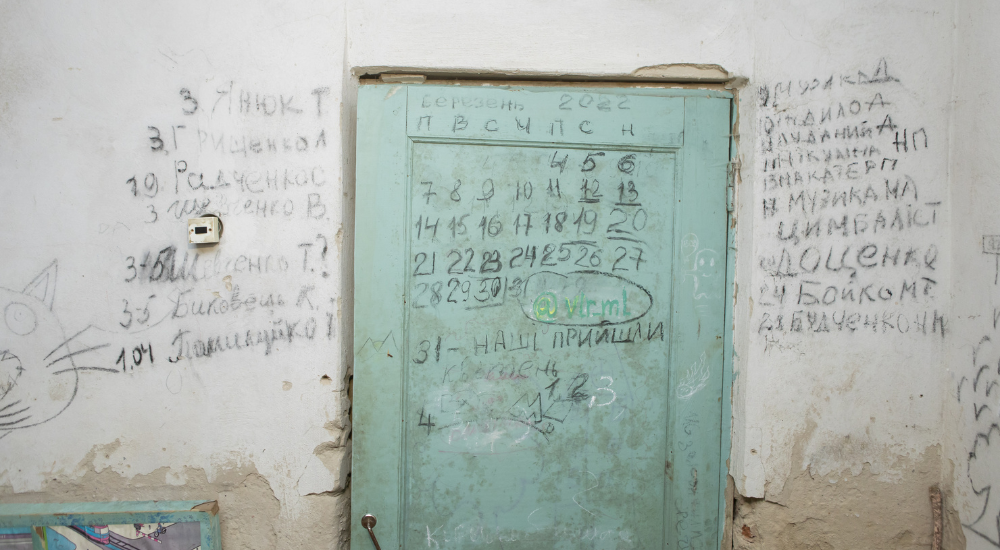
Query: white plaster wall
0 0 993 547
739 2 954 496
949 1 1000 547
0 1 353 543
346 0 753 77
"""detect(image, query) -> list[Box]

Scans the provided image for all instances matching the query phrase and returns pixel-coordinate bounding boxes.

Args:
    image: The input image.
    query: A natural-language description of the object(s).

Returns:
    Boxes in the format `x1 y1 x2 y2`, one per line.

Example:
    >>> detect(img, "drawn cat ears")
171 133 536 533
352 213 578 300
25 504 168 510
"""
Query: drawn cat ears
22 261 57 310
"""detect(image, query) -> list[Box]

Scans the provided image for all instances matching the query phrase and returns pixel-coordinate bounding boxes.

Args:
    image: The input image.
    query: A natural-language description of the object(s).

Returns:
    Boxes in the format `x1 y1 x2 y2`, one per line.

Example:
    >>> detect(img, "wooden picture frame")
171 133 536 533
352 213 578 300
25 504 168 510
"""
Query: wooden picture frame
0 501 220 550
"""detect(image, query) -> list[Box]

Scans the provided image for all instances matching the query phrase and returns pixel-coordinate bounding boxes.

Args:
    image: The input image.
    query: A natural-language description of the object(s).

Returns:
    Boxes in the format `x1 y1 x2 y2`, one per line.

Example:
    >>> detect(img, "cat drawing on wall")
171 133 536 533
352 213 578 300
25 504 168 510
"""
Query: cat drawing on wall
0 261 112 440
963 334 1000 547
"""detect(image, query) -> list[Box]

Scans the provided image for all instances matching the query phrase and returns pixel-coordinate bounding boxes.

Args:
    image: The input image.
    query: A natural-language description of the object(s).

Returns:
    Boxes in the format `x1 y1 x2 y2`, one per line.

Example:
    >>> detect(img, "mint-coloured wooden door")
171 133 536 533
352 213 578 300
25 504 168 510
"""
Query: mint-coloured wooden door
353 84 732 550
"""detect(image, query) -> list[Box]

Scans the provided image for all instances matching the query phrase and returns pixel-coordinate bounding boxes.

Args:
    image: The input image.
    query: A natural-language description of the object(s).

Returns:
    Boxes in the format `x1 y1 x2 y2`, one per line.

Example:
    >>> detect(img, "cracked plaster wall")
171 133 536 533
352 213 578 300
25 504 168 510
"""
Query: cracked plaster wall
1 1 997 549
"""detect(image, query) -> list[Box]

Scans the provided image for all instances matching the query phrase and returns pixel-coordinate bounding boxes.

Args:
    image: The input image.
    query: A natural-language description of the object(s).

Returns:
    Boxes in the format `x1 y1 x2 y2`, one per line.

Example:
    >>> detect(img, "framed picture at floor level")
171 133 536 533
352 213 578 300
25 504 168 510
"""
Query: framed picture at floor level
0 501 220 550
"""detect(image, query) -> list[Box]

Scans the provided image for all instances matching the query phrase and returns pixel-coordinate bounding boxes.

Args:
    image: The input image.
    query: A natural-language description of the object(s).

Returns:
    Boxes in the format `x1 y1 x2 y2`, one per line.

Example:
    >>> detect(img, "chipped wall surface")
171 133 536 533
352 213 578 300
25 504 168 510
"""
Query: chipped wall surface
0 0 997 549
733 445 964 550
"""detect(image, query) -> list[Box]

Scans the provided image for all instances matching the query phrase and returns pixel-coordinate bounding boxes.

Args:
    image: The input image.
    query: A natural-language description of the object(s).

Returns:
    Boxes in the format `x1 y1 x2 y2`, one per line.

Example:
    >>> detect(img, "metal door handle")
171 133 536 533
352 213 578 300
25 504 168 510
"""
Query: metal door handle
361 514 381 550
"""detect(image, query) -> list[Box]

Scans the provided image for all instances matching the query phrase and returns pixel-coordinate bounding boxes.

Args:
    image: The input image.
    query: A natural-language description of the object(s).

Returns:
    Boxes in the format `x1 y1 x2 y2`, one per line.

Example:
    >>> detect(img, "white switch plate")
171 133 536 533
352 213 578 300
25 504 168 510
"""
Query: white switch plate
188 216 222 244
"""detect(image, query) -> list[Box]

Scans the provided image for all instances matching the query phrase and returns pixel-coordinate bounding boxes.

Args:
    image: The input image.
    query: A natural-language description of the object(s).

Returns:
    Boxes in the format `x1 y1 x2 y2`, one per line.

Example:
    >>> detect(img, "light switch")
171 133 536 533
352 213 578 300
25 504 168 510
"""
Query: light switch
188 216 223 244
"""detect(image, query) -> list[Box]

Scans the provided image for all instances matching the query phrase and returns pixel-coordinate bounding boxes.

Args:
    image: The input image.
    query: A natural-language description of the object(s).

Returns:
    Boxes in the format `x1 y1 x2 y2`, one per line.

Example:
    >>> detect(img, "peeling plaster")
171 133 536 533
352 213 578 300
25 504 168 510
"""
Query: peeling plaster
298 441 352 496
631 63 730 82
742 427 767 497
0 454 349 550
734 446 965 550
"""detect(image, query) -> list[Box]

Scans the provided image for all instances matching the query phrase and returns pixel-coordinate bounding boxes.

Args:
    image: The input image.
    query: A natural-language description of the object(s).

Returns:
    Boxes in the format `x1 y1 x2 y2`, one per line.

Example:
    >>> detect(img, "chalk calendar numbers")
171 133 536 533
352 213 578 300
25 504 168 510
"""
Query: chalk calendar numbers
353 84 732 550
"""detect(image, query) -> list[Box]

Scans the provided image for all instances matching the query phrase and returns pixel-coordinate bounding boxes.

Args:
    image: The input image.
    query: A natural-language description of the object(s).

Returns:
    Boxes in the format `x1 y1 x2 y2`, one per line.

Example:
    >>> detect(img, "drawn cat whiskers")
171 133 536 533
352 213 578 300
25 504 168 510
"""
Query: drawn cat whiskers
0 352 32 430
0 399 30 428
43 331 115 375
0 350 22 397
0 350 32 431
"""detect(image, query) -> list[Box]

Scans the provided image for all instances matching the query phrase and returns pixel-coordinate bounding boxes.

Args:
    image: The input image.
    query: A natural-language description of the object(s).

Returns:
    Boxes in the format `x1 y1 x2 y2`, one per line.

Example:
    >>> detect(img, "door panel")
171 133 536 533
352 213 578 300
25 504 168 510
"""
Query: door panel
354 84 731 550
